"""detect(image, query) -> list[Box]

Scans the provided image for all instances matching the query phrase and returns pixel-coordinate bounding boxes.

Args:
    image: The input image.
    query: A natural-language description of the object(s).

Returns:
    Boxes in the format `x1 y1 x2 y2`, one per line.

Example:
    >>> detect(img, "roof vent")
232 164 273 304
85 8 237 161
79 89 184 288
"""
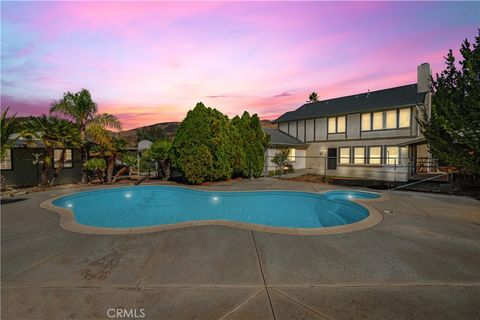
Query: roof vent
366 90 370 98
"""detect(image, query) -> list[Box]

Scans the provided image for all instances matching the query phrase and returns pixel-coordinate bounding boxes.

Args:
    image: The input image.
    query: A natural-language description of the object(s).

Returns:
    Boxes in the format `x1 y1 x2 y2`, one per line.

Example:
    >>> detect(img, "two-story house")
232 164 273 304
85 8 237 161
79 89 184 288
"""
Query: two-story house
268 63 433 182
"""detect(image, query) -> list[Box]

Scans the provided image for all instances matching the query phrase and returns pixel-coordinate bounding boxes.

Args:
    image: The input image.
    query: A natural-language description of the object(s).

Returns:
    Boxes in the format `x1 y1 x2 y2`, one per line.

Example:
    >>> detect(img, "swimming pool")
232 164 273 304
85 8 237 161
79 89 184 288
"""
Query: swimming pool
48 186 380 234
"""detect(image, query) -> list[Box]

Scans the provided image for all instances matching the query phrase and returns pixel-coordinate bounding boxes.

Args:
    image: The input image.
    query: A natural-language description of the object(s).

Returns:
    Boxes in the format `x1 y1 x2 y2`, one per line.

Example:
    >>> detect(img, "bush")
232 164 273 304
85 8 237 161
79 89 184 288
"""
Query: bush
171 103 268 184
84 158 107 182
231 112 269 178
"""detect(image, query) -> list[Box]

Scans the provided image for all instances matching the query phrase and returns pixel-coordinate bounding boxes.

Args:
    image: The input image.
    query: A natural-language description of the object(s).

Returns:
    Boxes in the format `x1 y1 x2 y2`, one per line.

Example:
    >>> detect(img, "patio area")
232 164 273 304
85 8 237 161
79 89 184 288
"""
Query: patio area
2 177 480 319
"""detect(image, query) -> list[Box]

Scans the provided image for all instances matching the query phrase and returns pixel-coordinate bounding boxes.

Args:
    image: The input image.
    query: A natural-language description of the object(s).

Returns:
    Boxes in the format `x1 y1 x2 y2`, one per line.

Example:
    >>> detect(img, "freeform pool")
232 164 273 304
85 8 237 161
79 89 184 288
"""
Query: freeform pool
46 186 381 234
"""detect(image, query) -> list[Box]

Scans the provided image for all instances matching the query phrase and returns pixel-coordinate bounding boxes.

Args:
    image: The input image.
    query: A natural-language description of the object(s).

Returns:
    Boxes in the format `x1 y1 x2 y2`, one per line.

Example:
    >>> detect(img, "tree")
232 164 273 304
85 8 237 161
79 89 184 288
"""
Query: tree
1 108 18 160
1 108 19 190
418 30 480 174
21 115 81 186
84 158 106 183
272 148 290 173
231 112 269 178
121 152 138 176
50 89 122 182
171 103 227 184
142 140 172 179
171 103 269 184
308 91 319 102
94 135 128 183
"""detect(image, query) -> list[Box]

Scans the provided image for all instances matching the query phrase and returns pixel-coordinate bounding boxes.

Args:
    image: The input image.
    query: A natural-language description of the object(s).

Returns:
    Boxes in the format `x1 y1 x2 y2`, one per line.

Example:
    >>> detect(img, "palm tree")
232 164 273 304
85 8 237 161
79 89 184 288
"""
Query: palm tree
1 108 18 190
121 152 138 176
50 89 122 183
21 115 80 186
308 91 319 102
96 135 128 183
1 108 18 160
142 140 172 179
84 158 107 183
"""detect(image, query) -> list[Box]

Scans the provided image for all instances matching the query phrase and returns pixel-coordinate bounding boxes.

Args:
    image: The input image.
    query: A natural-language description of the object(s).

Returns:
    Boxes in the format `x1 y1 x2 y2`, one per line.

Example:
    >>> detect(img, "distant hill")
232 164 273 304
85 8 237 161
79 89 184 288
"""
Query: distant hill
118 119 275 146
118 122 180 146
260 119 276 129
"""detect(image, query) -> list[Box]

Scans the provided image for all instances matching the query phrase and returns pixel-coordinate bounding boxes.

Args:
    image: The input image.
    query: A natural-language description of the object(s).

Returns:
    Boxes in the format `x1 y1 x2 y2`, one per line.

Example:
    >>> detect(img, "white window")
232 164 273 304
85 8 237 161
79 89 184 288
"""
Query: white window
339 147 350 164
385 110 397 129
353 147 365 164
369 146 382 164
328 117 336 134
399 108 411 128
372 112 383 130
328 116 346 134
1 149 12 170
361 113 371 131
288 148 296 162
54 149 73 168
337 116 346 133
386 146 400 165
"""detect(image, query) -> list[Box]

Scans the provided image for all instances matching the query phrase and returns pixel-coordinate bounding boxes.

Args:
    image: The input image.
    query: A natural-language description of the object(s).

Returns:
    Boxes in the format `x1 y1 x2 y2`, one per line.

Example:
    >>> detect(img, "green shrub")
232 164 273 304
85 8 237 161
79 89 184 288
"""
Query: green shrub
231 112 269 178
171 103 268 184
84 158 106 182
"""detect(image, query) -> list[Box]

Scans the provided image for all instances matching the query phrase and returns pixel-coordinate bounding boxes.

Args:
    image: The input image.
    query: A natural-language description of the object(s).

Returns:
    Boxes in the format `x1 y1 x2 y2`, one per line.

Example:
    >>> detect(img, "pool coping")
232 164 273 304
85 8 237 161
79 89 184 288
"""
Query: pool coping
40 187 386 236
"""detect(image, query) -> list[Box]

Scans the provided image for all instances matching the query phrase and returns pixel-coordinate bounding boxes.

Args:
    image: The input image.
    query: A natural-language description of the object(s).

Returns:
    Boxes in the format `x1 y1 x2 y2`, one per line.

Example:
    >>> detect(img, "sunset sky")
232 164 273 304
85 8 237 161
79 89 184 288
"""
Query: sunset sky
1 1 478 129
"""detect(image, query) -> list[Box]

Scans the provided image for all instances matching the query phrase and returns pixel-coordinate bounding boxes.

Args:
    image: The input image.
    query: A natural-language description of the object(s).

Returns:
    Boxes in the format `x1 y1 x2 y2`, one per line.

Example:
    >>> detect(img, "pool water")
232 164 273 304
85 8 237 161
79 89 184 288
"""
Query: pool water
52 186 379 229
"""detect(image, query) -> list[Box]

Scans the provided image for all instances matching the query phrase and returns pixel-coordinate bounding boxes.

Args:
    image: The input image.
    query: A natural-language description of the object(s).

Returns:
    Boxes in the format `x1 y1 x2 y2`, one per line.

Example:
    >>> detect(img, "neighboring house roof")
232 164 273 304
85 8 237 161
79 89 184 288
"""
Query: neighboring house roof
272 84 426 123
263 128 307 147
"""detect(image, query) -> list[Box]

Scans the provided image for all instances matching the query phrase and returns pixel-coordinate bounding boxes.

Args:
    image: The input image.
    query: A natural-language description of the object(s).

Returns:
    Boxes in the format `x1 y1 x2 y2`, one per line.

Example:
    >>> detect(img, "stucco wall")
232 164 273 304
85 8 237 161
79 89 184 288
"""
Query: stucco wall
264 147 307 173
305 140 411 181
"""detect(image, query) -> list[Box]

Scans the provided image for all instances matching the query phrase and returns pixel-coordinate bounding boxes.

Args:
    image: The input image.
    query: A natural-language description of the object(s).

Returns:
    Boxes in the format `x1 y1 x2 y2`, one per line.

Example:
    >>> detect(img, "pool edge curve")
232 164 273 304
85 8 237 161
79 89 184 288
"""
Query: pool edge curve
40 187 385 236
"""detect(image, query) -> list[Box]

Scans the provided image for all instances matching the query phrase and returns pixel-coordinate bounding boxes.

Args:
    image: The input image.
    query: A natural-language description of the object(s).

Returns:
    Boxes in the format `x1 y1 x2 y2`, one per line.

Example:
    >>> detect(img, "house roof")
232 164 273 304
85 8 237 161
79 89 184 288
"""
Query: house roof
272 84 426 123
263 128 307 147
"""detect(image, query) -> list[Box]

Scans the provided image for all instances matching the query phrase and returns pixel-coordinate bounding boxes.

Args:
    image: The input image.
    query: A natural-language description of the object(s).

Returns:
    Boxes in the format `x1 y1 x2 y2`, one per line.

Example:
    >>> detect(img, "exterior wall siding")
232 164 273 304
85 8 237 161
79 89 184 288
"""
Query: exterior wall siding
297 120 305 142
288 121 297 138
314 118 327 141
346 114 361 139
279 122 288 134
305 138 414 182
264 147 307 173
2 148 82 187
305 119 314 141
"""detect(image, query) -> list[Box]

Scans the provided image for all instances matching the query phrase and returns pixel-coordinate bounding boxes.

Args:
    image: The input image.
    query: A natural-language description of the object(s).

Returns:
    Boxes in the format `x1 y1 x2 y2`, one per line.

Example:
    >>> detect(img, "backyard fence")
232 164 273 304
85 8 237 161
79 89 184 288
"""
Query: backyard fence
263 154 455 187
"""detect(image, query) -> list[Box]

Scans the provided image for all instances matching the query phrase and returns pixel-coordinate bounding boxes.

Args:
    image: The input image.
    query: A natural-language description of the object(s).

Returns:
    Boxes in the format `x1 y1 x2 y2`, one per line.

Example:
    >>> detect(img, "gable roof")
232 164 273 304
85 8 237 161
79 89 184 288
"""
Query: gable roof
272 84 426 123
263 128 307 147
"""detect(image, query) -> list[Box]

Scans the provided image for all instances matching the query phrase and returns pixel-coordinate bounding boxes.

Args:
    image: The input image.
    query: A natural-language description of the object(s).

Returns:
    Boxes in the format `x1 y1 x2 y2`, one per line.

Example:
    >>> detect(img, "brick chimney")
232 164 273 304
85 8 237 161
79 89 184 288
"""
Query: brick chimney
417 63 431 93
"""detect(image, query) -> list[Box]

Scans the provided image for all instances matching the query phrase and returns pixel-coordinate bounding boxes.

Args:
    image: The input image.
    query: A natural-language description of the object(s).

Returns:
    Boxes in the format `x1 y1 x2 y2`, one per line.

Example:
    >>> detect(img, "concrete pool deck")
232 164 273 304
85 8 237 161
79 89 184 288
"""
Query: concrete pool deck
2 177 480 319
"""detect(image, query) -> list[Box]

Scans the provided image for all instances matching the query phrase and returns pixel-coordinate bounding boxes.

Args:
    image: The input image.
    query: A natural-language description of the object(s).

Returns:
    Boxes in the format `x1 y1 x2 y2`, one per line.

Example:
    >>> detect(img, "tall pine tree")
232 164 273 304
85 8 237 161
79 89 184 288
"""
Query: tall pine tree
419 30 480 174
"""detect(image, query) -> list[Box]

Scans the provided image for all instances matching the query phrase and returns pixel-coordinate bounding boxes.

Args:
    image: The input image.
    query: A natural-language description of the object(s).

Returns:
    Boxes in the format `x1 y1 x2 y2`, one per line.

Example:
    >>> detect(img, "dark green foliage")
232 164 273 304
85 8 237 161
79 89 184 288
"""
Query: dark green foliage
136 125 176 142
418 30 480 174
171 103 268 184
21 115 81 185
84 158 107 182
231 112 269 178
1 108 17 160
142 140 172 179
